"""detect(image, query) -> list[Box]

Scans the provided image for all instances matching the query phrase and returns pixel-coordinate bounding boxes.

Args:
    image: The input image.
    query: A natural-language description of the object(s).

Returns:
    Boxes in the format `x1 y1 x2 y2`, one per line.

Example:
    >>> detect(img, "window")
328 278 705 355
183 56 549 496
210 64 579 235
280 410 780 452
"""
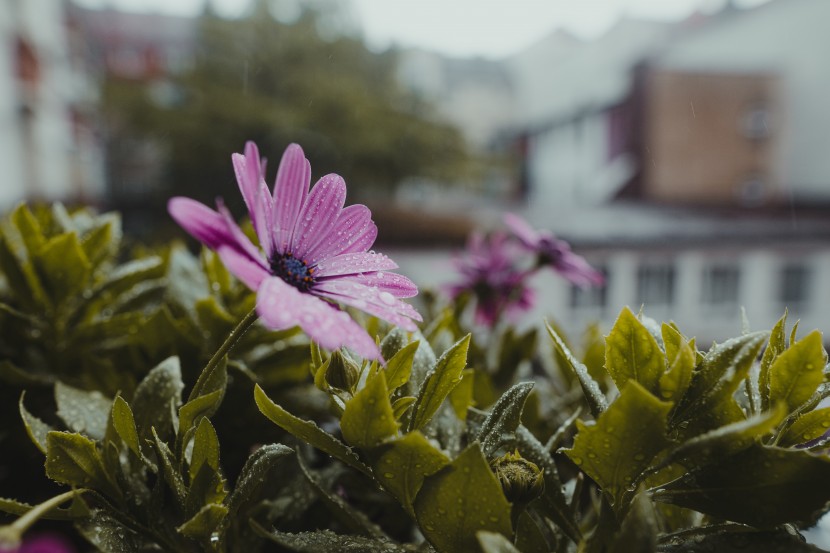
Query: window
570 267 609 311
637 263 675 307
702 264 740 306
780 263 810 308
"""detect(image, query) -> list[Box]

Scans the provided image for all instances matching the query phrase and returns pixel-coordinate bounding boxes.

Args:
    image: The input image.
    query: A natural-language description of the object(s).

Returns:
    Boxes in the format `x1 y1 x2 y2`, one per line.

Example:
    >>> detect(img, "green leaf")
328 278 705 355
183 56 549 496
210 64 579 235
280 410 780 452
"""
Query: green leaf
659 323 694 403
605 307 665 394
76 508 151 553
110 396 141 458
177 503 228 541
476 381 534 457
0 496 79 521
189 418 220 482
409 334 470 431
372 431 449 515
0 205 49 307
608 491 658 553
477 531 521 553
251 525 411 553
653 406 785 474
654 443 830 527
391 396 416 420
35 232 91 304
149 428 186 509
546 321 607 417
383 340 419 391
186 462 226 518
494 327 537 389
768 330 826 413
19 392 53 453
296 452 384 538
131 356 184 442
673 331 768 438
178 390 223 444
225 443 294 518
563 381 672 508
448 369 475 420
45 431 119 498
55 381 112 441
414 442 512 553
254 384 371 476
341 372 398 448
660 528 828 552
779 406 830 447
78 214 120 269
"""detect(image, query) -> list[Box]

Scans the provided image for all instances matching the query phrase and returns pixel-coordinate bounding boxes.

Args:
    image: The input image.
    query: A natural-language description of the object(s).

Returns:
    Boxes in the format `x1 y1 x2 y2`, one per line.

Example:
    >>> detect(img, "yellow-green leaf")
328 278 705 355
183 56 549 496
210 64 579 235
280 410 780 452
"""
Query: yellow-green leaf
341 372 398 449
605 307 665 394
563 381 672 509
254 384 370 476
372 431 449 515
779 407 830 447
768 330 826 413
414 442 512 553
111 396 141 458
409 334 470 431
384 340 420 391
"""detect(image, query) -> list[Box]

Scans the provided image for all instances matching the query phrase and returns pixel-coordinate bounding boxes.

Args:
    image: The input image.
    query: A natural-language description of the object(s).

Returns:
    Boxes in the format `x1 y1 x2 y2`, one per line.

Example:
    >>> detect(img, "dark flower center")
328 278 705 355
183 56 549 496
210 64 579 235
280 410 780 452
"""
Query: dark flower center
271 253 315 292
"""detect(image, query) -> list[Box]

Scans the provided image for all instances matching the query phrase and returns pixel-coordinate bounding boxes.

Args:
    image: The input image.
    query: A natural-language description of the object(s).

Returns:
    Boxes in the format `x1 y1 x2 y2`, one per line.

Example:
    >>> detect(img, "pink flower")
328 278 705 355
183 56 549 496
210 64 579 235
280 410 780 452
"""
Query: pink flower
168 142 421 360
504 213 605 288
448 232 535 328
0 534 74 553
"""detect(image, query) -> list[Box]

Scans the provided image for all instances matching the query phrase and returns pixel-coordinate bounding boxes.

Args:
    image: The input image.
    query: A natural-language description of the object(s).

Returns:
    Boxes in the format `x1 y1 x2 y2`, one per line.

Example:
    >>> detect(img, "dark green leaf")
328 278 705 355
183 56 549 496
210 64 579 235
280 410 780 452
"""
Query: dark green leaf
372 430 449 516
546 321 607 417
654 443 830 527
341 372 398 448
149 427 186 509
659 324 694 404
131 356 184 442
414 442 512 553
608 492 658 553
186 462 226 518
45 431 119 499
447 369 475 420
476 381 534 457
35 232 91 305
768 330 827 413
254 384 371 476
178 390 223 442
19 392 53 453
0 496 78 521
605 307 665 394
177 503 228 541
409 334 470 431
391 396 417 420
251 524 411 553
225 443 293 518
55 381 112 441
76 508 152 553
563 381 672 508
659 528 827 552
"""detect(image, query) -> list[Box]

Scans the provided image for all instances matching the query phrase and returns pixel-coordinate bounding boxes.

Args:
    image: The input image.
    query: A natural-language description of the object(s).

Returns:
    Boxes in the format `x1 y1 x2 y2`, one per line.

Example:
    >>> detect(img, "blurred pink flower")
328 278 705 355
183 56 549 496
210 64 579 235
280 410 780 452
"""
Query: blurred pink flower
504 213 605 288
169 142 421 360
0 534 74 553
448 232 535 328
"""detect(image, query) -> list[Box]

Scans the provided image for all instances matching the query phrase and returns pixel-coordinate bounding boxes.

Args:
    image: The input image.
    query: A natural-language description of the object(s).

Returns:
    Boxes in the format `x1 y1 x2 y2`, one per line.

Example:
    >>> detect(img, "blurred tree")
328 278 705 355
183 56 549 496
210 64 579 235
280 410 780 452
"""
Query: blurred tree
102 0 472 220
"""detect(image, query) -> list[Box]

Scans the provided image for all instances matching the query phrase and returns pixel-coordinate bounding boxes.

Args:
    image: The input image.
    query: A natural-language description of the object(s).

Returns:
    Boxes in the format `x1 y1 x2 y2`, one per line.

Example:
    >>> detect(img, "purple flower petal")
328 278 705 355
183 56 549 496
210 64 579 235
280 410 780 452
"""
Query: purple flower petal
314 279 422 330
290 174 347 260
216 245 270 290
503 212 541 249
313 251 399 279
272 144 311 255
232 142 273 251
304 204 377 264
335 272 419 299
168 197 235 251
215 200 267 267
257 277 381 360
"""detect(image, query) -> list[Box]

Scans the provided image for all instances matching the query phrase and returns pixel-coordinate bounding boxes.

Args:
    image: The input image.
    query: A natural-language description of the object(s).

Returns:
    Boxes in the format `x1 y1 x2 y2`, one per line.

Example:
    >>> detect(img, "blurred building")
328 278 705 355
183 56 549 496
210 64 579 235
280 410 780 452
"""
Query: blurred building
0 0 103 212
391 0 830 343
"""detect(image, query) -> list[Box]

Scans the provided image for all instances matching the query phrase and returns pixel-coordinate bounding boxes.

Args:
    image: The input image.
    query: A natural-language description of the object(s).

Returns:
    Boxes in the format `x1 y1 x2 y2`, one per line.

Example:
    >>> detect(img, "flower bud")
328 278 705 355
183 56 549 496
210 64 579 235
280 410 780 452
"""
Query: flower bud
325 350 360 391
490 450 545 505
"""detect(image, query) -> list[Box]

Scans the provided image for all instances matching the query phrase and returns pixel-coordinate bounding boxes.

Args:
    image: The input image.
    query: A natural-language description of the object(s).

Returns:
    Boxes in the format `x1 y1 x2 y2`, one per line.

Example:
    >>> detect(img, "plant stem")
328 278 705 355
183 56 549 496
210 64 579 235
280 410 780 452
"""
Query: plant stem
188 308 259 402
0 489 86 548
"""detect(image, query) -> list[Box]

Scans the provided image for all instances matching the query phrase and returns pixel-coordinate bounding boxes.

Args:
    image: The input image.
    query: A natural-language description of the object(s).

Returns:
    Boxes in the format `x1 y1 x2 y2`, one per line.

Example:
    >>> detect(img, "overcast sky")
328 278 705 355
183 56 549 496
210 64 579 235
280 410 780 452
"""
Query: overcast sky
72 0 772 59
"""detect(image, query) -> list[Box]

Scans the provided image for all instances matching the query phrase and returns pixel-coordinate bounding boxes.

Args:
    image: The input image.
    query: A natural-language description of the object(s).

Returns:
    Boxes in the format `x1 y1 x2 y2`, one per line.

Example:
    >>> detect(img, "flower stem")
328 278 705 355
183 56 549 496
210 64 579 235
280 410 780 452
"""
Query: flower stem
0 489 86 548
188 308 259 402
